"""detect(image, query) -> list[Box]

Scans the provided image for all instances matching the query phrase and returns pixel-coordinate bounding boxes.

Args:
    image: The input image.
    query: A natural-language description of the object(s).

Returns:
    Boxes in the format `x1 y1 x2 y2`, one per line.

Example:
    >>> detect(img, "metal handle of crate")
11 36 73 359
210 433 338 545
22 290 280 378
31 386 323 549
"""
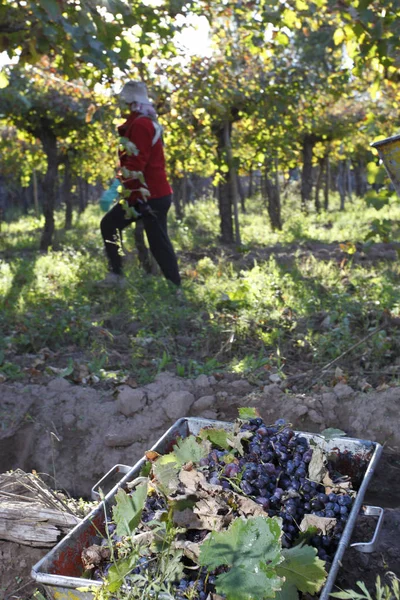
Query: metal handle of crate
350 505 384 553
91 464 132 501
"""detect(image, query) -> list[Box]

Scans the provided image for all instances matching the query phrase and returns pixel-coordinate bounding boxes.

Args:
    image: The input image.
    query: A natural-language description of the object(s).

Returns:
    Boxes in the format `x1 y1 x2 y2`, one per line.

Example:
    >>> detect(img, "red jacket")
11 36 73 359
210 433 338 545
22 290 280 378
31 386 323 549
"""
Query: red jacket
118 112 172 205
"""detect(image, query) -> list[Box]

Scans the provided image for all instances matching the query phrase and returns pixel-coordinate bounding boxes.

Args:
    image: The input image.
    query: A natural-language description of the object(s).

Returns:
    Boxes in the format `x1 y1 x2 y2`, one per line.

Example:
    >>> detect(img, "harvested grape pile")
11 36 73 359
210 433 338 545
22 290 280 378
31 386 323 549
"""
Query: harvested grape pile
81 410 360 600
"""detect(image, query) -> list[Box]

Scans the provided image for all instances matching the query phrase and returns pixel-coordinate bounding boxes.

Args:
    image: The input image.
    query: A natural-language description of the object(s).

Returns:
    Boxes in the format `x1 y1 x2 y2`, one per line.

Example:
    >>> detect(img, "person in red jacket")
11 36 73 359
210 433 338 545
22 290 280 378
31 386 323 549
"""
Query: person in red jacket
99 81 181 287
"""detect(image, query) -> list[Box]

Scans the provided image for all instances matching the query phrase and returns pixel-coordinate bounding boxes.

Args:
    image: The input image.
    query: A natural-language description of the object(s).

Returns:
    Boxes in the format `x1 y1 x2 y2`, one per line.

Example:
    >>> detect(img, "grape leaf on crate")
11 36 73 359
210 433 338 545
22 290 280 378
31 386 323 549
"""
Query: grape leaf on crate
320 428 346 440
199 516 284 600
199 427 230 450
152 458 180 494
173 435 210 465
152 436 208 494
276 544 327 598
238 407 260 420
308 444 327 482
112 482 148 536
227 429 253 456
274 581 298 600
299 514 336 535
215 564 284 600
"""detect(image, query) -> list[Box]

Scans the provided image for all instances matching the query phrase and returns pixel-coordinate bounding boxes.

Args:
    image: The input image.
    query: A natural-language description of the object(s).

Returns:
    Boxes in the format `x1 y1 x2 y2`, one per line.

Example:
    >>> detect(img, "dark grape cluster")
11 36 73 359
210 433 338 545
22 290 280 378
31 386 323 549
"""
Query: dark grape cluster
141 490 167 522
200 417 353 561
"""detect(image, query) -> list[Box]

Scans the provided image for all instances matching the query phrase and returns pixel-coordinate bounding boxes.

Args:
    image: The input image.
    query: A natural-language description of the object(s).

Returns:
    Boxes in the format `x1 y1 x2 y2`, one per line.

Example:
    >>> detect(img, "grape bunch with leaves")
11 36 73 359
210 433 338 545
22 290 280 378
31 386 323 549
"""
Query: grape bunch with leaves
82 408 357 600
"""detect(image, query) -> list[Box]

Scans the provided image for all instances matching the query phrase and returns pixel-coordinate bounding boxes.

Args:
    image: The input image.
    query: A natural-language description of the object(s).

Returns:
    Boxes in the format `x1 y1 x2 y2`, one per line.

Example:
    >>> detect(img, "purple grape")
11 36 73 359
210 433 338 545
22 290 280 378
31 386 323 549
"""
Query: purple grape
285 506 298 517
240 480 254 495
263 462 276 476
286 461 295 475
296 436 308 447
255 496 270 509
224 463 240 478
303 450 313 463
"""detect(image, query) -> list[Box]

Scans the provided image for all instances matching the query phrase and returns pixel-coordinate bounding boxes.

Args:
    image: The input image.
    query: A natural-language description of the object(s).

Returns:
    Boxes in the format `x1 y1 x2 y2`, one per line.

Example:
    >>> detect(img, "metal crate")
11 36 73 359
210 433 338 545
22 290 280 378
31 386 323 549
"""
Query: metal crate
31 418 384 600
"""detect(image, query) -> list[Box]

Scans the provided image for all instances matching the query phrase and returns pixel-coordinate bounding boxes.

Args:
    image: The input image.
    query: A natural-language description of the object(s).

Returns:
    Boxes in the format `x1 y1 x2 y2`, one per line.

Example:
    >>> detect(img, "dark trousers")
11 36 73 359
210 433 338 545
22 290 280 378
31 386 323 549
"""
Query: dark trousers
100 195 181 286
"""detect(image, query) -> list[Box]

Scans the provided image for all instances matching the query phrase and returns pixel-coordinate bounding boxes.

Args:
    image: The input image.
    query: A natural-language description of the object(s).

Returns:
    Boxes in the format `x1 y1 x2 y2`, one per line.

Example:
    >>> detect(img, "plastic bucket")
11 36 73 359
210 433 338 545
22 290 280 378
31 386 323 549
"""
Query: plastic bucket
371 133 400 197
99 179 120 212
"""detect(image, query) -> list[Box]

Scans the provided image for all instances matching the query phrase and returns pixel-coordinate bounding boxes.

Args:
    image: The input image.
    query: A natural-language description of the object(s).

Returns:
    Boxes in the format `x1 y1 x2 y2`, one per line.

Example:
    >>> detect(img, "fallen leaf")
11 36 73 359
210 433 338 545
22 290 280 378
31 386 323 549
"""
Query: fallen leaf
81 544 111 570
299 514 337 535
174 539 203 562
194 497 231 530
335 366 344 380
145 450 160 462
322 472 353 495
308 445 327 483
25 367 42 377
235 494 265 518
32 358 45 368
179 468 218 495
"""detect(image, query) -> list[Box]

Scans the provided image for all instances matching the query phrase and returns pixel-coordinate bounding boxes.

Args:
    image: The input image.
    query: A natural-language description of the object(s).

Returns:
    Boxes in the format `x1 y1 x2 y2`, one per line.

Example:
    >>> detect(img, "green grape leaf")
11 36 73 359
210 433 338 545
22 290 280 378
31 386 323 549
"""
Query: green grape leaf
216 564 283 600
199 427 230 450
276 544 327 596
238 407 260 420
106 553 139 592
152 458 180 494
275 581 299 600
320 428 346 441
199 516 284 600
173 435 209 465
112 482 147 537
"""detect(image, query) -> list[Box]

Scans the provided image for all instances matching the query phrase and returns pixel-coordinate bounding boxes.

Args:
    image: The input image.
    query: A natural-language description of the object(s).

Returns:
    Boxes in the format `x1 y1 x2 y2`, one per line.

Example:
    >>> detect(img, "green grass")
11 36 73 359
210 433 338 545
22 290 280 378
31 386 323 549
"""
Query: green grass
1 193 400 386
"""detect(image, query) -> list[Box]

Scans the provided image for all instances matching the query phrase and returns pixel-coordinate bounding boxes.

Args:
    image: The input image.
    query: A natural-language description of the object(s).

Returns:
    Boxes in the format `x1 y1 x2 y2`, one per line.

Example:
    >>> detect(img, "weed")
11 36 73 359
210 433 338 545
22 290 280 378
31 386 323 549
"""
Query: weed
0 361 23 380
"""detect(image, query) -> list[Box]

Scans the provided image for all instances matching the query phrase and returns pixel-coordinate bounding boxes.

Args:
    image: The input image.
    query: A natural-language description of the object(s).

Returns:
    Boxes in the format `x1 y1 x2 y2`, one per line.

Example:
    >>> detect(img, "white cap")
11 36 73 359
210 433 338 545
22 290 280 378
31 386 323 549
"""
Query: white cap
118 81 151 104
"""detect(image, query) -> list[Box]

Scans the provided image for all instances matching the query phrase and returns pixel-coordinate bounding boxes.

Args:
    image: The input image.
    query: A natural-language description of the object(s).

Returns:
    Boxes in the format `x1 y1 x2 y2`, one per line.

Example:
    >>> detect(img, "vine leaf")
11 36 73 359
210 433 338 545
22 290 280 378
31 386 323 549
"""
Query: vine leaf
173 435 209 465
227 429 253 456
152 436 209 494
152 458 180 494
276 544 327 598
307 445 327 482
199 427 230 450
238 407 260 420
320 428 346 440
112 482 148 537
215 564 284 600
106 553 139 593
199 516 284 600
